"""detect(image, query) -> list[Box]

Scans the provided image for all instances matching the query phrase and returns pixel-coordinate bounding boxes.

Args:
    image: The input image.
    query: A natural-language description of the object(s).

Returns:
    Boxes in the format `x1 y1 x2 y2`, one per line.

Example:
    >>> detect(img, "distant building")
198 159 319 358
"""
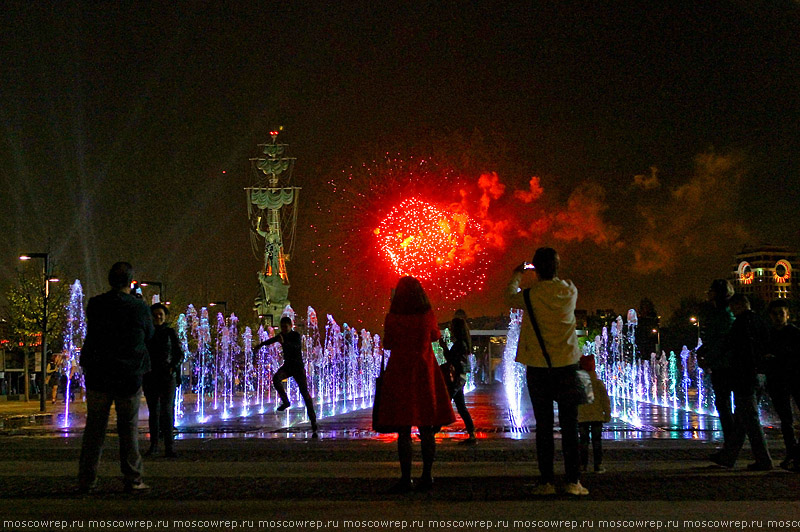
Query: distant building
732 245 799 303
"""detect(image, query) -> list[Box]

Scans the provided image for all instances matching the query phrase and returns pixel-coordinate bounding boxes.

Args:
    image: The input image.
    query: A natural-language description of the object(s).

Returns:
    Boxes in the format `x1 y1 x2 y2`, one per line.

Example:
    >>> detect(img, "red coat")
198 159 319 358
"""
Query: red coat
375 310 455 427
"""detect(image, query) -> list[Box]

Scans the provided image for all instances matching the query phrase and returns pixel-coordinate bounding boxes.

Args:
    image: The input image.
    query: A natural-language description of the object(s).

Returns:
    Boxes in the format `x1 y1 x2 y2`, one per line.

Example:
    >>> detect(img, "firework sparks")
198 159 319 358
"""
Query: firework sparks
310 156 493 325
308 152 620 328
374 197 488 299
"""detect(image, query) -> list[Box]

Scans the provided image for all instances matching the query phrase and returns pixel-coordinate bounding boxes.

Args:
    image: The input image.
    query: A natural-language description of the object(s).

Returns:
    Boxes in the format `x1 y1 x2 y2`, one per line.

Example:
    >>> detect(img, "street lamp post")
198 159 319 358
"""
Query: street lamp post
19 252 56 413
689 316 700 347
209 301 228 316
651 328 661 355
140 281 165 304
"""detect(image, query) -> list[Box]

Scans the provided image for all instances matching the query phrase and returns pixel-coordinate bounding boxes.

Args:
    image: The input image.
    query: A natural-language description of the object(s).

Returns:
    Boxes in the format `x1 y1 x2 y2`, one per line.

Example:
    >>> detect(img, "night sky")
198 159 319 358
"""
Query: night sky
3 2 800 331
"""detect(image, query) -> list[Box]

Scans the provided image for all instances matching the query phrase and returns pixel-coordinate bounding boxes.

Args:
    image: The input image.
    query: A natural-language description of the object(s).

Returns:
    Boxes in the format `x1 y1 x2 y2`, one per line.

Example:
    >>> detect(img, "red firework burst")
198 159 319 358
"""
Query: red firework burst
308 156 496 325
375 198 488 298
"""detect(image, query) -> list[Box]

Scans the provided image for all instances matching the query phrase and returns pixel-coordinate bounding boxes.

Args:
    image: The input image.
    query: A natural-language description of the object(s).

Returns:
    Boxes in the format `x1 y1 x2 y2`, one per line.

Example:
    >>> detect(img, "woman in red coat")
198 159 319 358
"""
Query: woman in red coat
376 276 455 492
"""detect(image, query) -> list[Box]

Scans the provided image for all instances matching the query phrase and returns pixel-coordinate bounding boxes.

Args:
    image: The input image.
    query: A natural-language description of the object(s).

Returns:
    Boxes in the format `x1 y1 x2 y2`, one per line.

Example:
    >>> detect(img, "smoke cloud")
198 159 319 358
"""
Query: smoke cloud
478 176 620 249
477 172 506 217
631 152 749 274
633 167 661 190
552 183 621 246
513 176 545 203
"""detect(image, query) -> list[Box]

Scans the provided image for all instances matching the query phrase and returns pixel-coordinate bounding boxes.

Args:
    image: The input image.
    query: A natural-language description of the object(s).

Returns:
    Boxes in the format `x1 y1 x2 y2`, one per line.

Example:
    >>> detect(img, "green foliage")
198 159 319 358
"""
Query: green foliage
585 313 613 342
577 335 590 350
2 268 69 349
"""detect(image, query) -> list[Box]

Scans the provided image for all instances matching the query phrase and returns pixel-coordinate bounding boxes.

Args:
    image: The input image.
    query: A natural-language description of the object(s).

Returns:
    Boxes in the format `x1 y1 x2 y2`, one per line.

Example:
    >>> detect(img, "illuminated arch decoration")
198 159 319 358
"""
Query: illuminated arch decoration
738 261 754 285
774 260 791 284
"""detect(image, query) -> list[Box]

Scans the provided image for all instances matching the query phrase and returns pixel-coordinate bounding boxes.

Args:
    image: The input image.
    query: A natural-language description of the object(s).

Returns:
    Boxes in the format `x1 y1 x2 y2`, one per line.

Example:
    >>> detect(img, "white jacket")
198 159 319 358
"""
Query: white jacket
505 271 582 368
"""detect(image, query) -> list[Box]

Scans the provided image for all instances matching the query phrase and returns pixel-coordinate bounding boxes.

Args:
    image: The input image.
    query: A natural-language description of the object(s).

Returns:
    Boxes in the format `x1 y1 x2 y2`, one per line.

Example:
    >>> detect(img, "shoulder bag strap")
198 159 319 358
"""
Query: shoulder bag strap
523 288 553 369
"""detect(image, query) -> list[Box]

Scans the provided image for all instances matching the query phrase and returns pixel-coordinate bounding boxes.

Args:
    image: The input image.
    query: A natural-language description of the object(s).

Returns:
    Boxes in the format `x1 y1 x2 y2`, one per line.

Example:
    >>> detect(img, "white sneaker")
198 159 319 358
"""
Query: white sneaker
564 481 589 496
532 482 556 496
124 481 150 493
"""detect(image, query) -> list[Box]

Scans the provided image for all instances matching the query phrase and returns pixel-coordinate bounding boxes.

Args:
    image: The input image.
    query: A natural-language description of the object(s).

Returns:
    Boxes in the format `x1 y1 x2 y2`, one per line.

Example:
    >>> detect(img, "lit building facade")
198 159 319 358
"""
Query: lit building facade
732 245 798 303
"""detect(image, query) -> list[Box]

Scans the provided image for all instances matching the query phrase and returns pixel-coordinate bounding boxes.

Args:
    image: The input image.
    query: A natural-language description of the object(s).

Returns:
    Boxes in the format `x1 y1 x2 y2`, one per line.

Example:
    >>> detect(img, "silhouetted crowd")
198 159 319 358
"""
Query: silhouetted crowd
76 256 800 497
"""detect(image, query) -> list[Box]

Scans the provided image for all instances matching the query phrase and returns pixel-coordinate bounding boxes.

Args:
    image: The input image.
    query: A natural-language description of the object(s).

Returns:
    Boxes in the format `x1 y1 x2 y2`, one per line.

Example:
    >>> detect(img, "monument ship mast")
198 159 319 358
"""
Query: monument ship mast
245 128 300 325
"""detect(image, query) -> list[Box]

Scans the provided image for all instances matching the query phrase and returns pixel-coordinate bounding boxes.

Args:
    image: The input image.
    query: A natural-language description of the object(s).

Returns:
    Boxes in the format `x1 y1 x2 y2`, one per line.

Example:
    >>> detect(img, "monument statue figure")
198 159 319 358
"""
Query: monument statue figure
246 128 300 323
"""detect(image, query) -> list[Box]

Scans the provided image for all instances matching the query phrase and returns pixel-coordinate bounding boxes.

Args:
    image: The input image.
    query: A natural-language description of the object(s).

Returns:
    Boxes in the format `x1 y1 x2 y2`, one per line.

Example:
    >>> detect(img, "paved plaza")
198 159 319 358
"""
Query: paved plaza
1 384 799 532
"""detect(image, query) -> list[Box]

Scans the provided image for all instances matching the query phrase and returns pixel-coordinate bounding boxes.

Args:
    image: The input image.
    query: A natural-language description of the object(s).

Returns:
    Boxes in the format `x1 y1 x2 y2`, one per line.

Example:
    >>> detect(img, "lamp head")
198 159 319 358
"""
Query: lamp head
19 252 47 260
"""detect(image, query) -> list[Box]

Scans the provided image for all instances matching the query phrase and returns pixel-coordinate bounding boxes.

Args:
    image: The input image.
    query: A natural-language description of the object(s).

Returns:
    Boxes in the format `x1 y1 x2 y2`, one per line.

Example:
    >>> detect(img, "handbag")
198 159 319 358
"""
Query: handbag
372 350 396 433
523 288 594 405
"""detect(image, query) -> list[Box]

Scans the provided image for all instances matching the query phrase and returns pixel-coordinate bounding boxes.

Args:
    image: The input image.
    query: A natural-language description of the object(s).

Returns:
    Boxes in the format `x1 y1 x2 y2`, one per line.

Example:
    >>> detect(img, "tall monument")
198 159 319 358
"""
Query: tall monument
246 128 300 324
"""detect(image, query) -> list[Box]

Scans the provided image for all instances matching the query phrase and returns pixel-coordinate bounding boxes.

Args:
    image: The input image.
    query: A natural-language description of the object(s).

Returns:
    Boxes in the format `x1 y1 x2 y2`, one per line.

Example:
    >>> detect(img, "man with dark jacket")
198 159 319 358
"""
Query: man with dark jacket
765 299 800 470
78 262 154 492
696 279 736 449
711 294 773 470
143 302 184 458
253 316 318 435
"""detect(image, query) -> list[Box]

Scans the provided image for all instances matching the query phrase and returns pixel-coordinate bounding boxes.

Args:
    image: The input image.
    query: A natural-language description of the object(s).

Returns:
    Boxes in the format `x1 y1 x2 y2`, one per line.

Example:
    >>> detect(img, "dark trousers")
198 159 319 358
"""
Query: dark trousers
527 366 581 484
274 364 317 426
766 372 800 460
397 426 436 480
579 421 603 468
78 388 143 488
720 386 772 466
143 377 176 451
711 372 735 443
452 386 475 435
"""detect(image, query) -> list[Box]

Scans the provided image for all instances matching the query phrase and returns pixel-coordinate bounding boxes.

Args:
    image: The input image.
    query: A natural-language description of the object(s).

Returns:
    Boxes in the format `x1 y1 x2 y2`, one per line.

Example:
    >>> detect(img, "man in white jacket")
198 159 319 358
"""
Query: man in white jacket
505 247 587 496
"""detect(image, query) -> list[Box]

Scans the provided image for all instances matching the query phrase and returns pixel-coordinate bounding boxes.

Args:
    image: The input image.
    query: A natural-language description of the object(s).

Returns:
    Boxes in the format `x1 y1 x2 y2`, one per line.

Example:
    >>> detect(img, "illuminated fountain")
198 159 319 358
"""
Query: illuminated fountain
174 312 188 420
51 286 392 429
501 309 526 426
499 306 722 429
172 304 384 426
60 280 86 426
164 301 476 427
587 317 714 420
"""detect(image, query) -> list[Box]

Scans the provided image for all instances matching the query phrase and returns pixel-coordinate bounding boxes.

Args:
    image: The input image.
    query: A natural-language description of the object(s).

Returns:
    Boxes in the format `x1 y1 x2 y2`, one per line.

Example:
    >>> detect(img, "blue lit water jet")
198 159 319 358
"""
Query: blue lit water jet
169 304 384 426
60 280 85 427
498 306 747 429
